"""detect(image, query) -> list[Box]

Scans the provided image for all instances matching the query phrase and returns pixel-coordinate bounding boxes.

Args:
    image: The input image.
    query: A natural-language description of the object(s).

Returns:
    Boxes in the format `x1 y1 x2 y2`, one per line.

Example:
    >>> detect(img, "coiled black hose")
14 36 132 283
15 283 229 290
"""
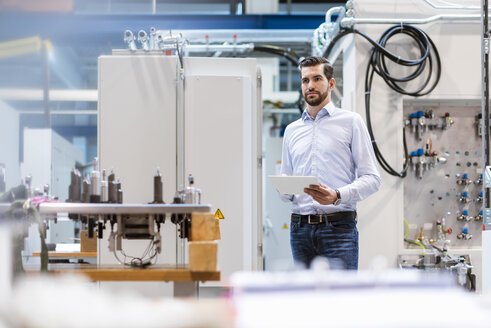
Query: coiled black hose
324 24 441 177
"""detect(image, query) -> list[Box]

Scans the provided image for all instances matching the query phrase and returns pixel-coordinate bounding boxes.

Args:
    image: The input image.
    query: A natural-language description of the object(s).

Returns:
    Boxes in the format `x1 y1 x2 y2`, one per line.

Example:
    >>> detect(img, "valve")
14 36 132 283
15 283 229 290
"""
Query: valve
475 210 483 221
457 228 472 240
138 30 150 51
475 174 483 185
443 226 453 234
411 148 427 179
459 191 470 204
475 191 483 203
124 30 137 51
441 112 454 130
457 210 472 222
436 220 451 247
458 192 470 203
409 110 426 140
436 219 452 234
457 173 472 185
427 151 439 169
417 227 424 242
408 110 454 139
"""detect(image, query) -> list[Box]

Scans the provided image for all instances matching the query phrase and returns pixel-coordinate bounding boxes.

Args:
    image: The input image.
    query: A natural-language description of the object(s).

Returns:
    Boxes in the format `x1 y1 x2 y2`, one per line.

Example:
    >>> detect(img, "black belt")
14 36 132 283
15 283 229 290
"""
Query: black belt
291 211 357 224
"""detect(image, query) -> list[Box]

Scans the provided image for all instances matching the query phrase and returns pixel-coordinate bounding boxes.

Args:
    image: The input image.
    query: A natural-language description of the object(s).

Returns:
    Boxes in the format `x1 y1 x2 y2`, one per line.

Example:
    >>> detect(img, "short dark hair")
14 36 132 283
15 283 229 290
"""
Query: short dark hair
299 56 334 80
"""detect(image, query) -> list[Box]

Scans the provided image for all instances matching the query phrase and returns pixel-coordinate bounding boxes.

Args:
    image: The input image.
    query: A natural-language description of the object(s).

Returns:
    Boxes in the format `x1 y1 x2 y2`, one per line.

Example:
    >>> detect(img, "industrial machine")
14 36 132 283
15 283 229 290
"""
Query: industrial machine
0 165 213 269
98 33 262 285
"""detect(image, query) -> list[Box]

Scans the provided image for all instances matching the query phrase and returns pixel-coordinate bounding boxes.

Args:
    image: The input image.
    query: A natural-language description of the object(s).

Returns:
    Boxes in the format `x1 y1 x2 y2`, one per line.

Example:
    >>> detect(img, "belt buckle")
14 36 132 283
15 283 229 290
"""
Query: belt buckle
308 215 321 224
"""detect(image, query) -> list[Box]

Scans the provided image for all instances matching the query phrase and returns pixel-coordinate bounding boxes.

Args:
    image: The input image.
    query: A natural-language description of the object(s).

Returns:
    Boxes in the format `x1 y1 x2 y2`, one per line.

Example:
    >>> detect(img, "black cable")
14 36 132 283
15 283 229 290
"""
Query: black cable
324 24 441 177
253 44 305 114
429 243 443 253
253 44 300 66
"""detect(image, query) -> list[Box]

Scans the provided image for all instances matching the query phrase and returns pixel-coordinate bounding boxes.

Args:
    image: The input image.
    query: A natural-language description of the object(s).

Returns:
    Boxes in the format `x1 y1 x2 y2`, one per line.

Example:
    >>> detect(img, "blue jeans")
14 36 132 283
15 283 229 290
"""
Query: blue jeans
290 218 359 270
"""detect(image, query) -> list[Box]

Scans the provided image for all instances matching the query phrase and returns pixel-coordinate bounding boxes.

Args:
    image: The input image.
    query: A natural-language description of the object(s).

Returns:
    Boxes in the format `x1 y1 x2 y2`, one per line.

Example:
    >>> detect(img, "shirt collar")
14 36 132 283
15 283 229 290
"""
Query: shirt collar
302 102 336 121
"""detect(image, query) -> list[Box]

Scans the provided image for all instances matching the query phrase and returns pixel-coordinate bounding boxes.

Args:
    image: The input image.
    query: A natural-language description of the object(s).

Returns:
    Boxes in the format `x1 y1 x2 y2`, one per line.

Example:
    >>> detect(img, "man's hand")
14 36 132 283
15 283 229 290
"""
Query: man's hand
304 183 337 205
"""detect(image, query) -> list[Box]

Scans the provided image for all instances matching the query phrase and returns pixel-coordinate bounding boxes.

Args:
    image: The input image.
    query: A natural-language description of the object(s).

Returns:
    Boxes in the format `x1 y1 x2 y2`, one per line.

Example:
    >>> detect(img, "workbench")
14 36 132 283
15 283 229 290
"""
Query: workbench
24 264 220 297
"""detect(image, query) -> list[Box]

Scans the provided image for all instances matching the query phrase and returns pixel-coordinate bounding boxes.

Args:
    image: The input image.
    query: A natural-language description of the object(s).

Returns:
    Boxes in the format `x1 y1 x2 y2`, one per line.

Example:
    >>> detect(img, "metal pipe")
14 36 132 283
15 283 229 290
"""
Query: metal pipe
341 14 481 28
158 43 254 53
256 66 264 271
154 29 312 44
175 41 186 266
176 53 185 194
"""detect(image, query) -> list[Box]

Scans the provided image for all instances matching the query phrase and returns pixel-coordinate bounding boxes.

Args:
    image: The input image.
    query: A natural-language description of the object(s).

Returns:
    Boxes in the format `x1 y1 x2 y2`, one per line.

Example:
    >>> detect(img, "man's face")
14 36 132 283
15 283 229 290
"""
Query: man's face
301 65 334 107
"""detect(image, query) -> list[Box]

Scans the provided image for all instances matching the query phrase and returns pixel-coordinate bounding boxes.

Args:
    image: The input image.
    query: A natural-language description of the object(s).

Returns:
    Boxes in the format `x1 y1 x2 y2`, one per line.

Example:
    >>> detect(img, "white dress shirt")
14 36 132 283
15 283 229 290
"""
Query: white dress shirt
280 101 381 215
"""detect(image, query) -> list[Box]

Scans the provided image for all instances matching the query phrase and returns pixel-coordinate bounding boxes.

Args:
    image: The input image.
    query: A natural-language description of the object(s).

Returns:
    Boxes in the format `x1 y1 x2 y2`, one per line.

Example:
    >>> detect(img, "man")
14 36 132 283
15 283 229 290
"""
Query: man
280 56 381 270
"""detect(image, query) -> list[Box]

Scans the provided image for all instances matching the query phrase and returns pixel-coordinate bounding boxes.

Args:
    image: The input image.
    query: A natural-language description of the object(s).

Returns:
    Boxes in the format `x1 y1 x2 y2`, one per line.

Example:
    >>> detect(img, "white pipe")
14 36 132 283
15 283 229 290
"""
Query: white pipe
312 6 347 56
340 14 481 28
159 43 254 53
188 43 254 53
325 6 346 26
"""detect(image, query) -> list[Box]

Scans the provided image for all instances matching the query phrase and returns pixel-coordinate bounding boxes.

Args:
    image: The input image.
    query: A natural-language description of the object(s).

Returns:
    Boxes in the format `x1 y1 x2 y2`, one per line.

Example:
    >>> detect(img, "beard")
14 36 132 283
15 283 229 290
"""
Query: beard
303 89 328 106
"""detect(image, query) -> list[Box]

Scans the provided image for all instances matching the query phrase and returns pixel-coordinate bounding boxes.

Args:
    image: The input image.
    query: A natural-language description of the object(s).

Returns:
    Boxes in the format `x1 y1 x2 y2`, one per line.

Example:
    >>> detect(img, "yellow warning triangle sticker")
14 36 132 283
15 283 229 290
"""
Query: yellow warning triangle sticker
214 208 225 220
282 223 288 229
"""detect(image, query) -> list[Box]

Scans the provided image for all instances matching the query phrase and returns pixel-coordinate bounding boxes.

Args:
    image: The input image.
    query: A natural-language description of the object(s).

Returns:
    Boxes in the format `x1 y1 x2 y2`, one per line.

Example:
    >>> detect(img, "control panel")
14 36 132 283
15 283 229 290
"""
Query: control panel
403 103 482 249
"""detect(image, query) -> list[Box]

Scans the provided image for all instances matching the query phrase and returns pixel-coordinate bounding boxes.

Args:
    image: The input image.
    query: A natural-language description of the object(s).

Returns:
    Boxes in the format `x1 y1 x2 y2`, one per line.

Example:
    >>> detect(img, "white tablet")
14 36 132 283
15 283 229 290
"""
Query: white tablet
268 175 320 195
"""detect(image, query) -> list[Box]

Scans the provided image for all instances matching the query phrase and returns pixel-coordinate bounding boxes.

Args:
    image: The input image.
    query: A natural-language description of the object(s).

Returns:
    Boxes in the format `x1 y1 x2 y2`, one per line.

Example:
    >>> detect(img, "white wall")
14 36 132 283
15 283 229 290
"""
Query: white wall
0 101 20 189
21 129 52 194
21 128 83 200
20 128 83 257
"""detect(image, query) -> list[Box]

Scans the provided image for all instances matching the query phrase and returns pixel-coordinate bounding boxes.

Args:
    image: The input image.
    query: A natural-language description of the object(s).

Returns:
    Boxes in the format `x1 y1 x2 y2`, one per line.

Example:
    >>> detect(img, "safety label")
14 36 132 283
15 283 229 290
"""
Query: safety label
214 208 225 220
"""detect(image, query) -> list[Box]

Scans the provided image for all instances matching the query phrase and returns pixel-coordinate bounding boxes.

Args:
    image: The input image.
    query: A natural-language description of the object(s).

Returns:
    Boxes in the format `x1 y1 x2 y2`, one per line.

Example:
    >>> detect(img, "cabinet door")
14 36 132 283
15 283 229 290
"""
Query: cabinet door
98 55 178 267
185 74 257 283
